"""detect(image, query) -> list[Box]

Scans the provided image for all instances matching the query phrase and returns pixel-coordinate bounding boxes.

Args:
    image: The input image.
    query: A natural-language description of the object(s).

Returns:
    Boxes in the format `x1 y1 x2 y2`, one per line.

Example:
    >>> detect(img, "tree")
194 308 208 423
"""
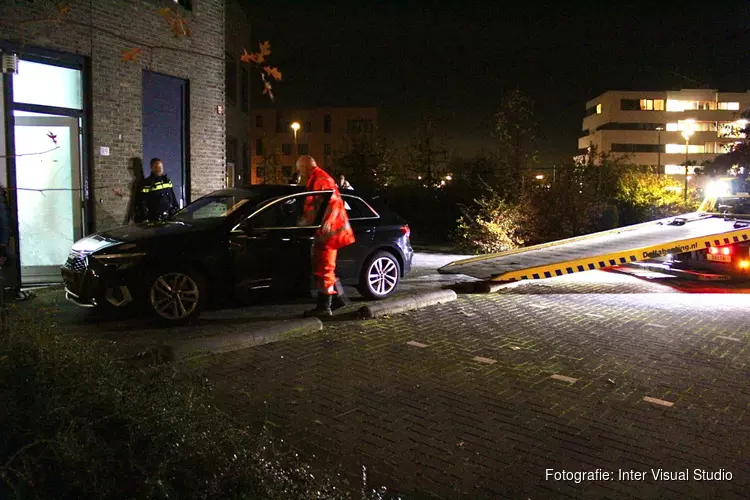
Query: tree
332 131 395 193
400 122 451 189
493 89 538 198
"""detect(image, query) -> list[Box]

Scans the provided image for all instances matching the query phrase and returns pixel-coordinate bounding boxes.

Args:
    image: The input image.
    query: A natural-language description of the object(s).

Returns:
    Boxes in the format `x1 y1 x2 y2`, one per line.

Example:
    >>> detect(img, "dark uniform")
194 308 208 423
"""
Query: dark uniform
134 174 179 223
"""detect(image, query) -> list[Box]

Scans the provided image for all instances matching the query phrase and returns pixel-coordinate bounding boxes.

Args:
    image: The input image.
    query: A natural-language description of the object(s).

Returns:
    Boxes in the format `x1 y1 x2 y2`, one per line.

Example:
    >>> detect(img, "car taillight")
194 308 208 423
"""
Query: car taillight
722 246 732 255
400 225 410 237
708 247 718 255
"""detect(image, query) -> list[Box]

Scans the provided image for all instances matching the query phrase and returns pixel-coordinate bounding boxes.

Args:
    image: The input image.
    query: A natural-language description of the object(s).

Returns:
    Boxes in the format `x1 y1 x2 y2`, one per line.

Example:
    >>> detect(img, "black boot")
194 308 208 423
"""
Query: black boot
331 279 349 311
304 293 333 318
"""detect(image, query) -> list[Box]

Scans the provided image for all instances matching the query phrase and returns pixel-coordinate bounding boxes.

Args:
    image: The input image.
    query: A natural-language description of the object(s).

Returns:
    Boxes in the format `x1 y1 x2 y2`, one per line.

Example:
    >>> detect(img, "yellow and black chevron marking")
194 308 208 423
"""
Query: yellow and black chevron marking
442 212 706 268
489 227 750 282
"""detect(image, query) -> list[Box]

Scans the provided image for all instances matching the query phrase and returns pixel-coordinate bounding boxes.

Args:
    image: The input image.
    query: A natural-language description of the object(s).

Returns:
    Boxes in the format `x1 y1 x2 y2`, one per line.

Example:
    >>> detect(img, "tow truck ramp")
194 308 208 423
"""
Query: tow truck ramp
439 213 750 282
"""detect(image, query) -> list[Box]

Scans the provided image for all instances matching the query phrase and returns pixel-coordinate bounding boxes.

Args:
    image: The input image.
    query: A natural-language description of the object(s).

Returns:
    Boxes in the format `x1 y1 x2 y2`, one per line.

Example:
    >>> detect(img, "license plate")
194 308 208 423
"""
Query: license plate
707 254 732 263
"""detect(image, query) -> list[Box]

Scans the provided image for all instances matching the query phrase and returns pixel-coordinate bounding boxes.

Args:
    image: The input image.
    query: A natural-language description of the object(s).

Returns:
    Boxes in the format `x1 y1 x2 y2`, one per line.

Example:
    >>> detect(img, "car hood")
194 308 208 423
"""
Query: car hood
71 220 220 253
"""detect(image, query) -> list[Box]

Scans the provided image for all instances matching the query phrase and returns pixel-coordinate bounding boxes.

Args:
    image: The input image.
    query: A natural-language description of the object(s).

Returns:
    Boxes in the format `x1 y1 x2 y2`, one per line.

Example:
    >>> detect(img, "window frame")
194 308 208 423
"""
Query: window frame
233 192 333 231
341 194 380 220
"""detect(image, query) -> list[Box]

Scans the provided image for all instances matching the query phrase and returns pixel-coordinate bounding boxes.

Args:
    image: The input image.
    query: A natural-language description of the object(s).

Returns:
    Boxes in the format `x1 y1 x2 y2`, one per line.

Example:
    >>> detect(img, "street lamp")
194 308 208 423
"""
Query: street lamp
290 122 300 145
681 126 694 203
655 126 664 174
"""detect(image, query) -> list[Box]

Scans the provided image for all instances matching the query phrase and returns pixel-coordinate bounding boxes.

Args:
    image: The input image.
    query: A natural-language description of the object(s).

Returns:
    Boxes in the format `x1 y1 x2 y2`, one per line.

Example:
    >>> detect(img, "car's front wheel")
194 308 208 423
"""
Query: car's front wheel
145 267 206 323
357 250 400 300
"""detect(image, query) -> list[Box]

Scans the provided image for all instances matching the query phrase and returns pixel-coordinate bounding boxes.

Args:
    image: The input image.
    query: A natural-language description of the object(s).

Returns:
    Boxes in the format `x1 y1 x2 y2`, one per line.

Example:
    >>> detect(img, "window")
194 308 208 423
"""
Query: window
621 99 641 111
638 99 665 111
596 103 602 114
719 102 740 110
585 105 598 116
282 143 292 155
597 123 664 131
13 60 82 109
666 122 679 131
324 144 332 155
654 99 665 110
227 136 237 163
298 144 309 155
347 119 373 134
255 138 264 156
250 194 331 228
225 52 237 105
240 67 249 113
665 144 706 154
242 143 249 182
255 115 264 127
173 194 258 222
611 143 662 153
342 195 379 220
664 164 698 175
173 0 192 9
324 114 332 133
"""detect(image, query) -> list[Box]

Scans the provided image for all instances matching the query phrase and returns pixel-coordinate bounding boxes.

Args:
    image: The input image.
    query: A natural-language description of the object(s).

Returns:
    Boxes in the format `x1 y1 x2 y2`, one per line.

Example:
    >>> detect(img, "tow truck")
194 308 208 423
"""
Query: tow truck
439 175 750 284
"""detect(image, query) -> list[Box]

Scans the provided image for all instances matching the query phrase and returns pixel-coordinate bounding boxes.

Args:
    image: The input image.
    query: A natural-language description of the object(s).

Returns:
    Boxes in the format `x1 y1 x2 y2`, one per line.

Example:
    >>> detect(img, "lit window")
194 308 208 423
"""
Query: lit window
666 123 679 131
666 100 685 112
719 102 740 110
665 144 705 154
640 99 654 110
596 103 602 114
654 99 665 110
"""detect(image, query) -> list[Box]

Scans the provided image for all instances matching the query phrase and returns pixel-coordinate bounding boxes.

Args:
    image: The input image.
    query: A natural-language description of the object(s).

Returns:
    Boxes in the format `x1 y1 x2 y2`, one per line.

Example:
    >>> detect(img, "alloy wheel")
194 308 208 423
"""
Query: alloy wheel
149 272 200 320
367 256 399 296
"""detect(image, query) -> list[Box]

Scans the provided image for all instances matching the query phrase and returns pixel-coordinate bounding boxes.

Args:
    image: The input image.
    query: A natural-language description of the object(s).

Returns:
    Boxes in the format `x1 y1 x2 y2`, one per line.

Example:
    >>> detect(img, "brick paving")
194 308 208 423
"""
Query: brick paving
194 272 750 499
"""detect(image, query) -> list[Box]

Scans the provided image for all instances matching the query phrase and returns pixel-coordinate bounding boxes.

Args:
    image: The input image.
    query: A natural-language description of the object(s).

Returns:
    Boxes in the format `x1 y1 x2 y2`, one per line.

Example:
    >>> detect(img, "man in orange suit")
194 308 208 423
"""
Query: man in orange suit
296 155 355 317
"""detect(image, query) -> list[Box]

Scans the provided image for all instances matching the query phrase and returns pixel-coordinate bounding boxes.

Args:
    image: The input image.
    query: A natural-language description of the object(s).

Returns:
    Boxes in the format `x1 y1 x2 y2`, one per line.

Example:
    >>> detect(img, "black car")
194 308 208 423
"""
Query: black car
61 185 413 322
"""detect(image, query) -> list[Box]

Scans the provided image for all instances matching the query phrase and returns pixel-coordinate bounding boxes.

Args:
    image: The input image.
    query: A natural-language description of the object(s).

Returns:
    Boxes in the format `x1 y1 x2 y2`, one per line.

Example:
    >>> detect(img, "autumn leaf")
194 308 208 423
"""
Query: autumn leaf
157 7 173 18
121 47 142 62
156 7 190 37
263 66 282 81
258 41 272 57
240 48 260 64
46 131 57 145
261 73 274 102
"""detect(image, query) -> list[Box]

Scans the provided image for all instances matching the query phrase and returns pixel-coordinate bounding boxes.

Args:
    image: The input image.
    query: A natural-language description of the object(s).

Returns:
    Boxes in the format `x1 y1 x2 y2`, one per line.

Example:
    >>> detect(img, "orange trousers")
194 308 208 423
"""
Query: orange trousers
312 245 338 295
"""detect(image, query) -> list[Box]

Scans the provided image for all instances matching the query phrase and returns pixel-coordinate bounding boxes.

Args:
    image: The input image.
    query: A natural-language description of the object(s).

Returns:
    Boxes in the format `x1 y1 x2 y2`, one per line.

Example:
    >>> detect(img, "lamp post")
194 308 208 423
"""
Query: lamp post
290 121 300 145
681 128 694 203
655 126 664 175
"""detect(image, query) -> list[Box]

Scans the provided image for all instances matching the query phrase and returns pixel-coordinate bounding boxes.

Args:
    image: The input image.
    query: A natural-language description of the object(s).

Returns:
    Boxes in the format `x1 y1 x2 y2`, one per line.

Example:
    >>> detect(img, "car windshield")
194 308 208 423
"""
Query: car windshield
171 194 259 221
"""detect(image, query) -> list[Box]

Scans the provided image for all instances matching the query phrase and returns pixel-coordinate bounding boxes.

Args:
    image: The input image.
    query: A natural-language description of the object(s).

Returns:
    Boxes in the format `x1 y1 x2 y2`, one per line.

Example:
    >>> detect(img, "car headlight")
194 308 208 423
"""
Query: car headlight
90 252 147 267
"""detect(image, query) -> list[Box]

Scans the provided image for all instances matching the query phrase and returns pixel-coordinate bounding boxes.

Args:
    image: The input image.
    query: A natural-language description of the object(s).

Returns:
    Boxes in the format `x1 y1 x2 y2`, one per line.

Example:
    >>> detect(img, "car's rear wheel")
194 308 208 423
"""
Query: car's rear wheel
357 250 400 300
145 267 206 323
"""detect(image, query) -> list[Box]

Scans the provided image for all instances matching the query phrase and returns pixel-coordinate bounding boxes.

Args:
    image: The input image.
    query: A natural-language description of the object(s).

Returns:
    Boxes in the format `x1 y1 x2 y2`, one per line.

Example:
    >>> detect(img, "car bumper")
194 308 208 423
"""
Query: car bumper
402 243 414 275
61 265 136 309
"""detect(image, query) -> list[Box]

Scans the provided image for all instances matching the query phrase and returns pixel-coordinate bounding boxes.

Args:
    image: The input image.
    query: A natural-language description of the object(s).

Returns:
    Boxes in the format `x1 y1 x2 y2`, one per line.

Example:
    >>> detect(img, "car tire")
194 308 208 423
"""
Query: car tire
357 250 400 300
144 266 206 323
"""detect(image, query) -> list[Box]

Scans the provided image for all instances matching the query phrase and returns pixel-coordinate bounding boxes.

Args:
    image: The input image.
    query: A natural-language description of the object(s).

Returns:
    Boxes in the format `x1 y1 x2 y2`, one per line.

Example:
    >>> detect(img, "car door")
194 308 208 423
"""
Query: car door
337 194 378 281
229 192 331 296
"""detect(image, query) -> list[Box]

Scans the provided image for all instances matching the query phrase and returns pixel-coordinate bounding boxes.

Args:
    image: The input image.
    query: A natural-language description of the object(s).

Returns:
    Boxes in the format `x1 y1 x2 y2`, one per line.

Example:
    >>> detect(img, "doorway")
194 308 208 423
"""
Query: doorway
13 113 83 283
142 71 189 208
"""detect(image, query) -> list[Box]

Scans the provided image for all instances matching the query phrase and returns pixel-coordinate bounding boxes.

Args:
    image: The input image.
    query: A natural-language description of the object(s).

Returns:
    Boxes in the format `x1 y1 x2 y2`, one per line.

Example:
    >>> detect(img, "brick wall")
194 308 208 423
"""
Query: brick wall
224 0 251 187
0 0 226 231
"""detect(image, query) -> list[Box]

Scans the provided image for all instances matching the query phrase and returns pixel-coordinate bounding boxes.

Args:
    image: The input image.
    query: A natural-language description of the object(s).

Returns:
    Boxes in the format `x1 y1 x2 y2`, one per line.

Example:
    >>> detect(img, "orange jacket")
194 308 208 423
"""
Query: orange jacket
301 166 355 250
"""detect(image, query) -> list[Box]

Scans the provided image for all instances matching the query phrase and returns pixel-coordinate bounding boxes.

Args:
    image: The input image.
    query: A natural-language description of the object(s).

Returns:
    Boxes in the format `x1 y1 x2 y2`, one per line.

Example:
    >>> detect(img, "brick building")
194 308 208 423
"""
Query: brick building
250 107 378 184
0 0 250 285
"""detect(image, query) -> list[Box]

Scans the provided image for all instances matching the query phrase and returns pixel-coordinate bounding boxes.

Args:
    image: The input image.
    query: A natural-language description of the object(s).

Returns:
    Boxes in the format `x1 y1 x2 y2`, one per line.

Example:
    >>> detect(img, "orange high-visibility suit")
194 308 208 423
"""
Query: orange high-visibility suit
300 166 355 295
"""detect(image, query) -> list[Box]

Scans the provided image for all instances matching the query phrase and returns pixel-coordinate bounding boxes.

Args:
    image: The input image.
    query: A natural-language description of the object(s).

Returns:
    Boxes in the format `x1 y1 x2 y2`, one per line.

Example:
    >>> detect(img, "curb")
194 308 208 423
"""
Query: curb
161 318 323 361
358 289 457 319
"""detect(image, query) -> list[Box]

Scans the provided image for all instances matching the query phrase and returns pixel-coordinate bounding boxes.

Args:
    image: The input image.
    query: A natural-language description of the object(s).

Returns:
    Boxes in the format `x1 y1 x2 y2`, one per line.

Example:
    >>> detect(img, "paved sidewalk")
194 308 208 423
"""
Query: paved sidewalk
195 272 750 499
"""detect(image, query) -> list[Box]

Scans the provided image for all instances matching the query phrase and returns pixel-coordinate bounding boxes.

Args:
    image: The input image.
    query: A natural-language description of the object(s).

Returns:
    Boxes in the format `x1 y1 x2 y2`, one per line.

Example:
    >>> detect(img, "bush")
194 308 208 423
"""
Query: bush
615 171 700 225
0 305 397 499
453 187 528 254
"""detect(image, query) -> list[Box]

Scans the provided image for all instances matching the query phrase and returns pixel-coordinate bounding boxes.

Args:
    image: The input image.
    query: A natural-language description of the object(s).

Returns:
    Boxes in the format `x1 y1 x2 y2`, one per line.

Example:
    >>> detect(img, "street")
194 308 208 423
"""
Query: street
24 255 750 498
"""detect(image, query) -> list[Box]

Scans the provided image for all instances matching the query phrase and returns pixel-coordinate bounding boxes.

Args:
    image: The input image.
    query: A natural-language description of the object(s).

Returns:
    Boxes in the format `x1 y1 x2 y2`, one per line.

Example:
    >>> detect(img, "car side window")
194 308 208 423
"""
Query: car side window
249 193 330 229
342 195 378 220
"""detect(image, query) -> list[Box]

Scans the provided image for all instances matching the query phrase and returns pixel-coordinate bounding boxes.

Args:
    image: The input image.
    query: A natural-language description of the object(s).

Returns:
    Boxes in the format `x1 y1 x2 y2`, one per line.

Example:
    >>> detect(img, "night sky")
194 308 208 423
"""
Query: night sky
247 1 750 164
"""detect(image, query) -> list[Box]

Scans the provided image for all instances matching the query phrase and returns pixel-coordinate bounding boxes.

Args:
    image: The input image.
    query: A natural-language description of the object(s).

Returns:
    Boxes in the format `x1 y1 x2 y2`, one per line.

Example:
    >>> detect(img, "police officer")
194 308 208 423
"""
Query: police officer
134 158 179 223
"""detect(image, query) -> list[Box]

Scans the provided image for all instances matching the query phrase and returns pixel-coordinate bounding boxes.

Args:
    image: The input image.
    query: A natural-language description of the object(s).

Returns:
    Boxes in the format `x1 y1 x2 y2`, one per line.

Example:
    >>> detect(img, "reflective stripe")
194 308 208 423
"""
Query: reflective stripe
141 181 173 193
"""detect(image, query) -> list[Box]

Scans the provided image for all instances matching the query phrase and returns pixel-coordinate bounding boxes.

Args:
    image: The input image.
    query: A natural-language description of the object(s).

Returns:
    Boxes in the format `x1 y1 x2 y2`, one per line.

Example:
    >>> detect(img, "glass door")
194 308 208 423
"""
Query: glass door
13 113 82 284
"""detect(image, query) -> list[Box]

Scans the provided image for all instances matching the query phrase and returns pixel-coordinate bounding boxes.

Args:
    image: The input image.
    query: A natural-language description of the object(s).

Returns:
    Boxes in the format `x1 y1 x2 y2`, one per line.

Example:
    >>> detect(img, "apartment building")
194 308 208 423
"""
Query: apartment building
249 107 377 184
579 89 750 176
